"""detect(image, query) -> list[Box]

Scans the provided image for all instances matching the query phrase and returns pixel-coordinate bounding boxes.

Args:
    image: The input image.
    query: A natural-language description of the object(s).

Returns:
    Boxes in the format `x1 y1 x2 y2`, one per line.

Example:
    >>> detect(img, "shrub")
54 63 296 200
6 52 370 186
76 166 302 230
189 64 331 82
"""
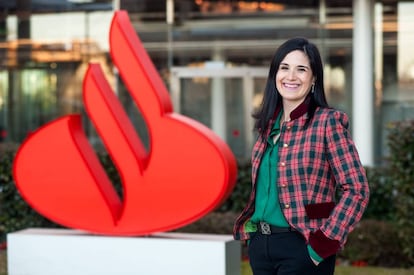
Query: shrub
175 211 238 235
218 160 252 213
339 219 410 268
387 120 414 265
363 166 396 222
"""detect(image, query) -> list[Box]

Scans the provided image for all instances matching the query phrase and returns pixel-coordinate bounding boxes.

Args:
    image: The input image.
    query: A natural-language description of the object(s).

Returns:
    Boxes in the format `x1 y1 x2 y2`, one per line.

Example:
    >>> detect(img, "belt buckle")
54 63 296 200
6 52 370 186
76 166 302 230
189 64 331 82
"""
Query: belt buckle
259 222 271 235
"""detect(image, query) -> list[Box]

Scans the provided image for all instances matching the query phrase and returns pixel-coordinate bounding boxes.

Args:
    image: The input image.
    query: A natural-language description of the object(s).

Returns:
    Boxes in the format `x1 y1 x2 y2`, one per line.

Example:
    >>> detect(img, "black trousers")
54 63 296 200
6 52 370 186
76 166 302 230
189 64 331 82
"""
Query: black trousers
248 231 336 275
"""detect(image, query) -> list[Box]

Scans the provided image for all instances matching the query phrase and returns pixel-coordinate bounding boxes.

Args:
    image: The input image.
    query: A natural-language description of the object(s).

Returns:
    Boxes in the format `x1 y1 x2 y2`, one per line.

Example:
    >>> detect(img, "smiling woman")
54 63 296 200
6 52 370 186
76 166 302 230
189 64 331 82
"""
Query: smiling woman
275 50 315 117
233 37 370 275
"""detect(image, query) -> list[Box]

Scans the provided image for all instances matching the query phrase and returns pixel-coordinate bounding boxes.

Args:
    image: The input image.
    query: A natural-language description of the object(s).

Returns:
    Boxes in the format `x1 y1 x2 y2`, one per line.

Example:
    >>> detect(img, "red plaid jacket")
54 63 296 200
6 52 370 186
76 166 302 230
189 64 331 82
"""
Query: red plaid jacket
233 103 370 259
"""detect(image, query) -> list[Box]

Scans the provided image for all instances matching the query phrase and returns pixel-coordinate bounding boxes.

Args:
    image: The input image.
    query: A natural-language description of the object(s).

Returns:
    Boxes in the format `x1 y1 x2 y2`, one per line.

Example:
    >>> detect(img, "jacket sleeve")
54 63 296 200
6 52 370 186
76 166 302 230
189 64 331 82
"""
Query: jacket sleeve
309 110 370 259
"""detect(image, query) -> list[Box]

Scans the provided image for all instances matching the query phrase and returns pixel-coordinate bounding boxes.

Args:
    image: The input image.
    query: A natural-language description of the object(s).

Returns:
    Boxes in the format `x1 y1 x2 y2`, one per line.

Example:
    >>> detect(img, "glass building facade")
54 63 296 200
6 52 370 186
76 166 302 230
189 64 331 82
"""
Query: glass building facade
1 0 413 166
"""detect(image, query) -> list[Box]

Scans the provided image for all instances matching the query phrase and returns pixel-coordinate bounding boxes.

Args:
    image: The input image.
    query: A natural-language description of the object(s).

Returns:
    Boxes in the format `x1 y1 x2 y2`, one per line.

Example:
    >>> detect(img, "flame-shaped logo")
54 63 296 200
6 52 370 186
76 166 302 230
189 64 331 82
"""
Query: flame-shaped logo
12 11 237 236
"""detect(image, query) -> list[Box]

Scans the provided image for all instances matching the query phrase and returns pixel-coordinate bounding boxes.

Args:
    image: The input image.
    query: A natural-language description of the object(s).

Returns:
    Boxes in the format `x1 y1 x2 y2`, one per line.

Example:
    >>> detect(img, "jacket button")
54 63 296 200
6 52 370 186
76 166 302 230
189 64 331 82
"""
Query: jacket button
284 204 290 209
280 162 286 167
283 143 288 148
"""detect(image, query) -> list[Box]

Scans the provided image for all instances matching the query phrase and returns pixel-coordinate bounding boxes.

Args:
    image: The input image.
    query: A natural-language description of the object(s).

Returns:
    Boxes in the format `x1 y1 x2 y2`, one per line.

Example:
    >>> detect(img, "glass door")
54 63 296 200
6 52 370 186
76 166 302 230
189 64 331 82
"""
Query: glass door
170 66 267 159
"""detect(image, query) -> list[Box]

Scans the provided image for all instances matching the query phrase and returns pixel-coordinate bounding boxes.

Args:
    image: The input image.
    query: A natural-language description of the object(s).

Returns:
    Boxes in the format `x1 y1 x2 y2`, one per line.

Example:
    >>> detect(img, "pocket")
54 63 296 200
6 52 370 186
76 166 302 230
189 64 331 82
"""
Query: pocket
247 232 259 257
304 202 335 219
248 232 258 245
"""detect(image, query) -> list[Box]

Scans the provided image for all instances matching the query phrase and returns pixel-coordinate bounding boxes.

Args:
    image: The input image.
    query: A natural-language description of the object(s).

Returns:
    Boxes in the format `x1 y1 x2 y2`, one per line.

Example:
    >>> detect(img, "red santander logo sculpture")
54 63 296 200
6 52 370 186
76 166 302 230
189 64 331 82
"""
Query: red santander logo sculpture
12 11 237 236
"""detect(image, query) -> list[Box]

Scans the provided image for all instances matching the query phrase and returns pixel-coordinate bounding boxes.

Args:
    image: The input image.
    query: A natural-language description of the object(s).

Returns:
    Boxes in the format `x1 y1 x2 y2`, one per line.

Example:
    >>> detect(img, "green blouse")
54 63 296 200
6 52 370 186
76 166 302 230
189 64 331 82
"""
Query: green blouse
250 111 289 227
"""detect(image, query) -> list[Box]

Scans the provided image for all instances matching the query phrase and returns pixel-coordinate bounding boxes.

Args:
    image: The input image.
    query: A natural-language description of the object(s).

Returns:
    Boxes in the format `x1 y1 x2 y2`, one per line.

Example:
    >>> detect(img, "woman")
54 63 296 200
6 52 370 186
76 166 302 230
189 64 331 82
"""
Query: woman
233 37 370 275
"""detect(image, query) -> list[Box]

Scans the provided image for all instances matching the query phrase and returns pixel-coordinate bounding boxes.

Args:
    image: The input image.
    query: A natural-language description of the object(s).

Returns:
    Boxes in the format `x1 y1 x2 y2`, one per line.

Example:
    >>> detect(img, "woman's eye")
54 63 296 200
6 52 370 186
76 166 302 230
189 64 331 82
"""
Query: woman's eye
280 66 289 70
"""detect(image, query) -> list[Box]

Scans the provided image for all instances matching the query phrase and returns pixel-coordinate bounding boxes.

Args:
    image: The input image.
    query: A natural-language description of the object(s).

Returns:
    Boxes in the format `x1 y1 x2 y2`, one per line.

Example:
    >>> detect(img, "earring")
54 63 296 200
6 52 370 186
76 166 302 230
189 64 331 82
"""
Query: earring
311 83 315 93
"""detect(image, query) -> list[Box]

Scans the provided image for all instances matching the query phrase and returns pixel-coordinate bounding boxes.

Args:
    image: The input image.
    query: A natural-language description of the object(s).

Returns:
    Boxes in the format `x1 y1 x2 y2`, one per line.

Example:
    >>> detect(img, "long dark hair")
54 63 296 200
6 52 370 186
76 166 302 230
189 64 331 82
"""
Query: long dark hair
253 37 329 133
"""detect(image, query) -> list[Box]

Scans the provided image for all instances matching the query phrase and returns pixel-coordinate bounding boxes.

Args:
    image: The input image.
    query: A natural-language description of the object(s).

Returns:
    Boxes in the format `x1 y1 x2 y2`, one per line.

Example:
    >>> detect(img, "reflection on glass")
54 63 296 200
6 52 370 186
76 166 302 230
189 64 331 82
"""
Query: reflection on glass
398 2 414 87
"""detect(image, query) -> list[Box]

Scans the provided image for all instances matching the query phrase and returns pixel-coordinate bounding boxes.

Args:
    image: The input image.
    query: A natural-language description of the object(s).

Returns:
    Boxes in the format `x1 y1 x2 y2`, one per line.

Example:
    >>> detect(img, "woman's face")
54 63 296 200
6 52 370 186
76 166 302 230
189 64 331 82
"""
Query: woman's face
275 50 315 108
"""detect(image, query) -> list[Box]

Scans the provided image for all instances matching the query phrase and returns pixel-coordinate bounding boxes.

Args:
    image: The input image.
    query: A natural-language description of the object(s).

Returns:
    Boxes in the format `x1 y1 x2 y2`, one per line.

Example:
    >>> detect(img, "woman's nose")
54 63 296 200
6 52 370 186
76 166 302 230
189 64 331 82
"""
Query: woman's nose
287 69 296 80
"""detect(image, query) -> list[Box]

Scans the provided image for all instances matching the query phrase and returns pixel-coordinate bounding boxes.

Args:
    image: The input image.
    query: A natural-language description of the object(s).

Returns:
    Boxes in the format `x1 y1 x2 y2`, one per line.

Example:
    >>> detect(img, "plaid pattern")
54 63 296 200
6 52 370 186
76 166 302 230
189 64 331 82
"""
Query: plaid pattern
233 105 369 257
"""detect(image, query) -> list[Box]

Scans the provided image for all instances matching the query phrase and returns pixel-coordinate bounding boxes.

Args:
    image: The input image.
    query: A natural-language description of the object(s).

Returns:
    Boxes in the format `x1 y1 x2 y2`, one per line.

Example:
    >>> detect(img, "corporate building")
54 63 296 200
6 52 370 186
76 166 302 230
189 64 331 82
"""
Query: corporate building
0 0 413 166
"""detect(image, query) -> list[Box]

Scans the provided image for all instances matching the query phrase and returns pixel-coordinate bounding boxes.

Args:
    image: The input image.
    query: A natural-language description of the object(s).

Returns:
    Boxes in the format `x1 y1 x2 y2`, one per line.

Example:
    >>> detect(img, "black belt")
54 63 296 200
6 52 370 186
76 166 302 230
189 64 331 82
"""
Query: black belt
258 222 297 235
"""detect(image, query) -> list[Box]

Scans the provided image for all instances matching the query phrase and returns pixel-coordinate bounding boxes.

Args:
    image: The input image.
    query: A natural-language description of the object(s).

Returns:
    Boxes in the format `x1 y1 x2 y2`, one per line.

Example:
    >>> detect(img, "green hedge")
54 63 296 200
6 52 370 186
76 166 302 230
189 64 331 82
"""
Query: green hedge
387 120 414 265
339 219 410 267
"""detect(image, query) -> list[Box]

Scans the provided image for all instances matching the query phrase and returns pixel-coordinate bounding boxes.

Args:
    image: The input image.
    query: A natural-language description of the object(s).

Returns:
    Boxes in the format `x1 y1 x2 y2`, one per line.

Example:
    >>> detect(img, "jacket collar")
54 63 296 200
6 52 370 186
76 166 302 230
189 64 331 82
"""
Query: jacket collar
289 96 310 120
268 95 311 133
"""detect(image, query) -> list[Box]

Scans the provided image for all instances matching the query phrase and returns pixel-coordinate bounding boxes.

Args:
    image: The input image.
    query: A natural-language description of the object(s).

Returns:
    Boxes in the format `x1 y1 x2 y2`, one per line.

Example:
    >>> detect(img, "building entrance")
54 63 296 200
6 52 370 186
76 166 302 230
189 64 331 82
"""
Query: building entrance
170 64 267 159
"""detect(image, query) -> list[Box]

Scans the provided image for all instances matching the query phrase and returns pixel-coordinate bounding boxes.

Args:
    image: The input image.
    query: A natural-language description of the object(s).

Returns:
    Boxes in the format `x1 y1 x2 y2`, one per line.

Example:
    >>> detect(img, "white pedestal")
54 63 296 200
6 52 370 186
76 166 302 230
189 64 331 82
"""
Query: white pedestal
7 228 241 275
